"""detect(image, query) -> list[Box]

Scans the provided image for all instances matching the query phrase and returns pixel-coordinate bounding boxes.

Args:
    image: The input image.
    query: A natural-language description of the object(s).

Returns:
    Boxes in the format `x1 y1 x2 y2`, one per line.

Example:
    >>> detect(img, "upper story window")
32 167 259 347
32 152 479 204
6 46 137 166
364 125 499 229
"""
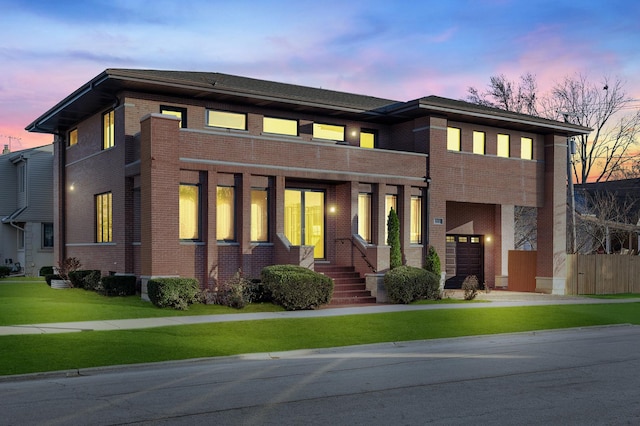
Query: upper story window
473 131 485 155
179 184 200 240
447 127 461 151
263 117 298 136
69 129 78 147
497 134 510 158
360 130 376 149
521 137 533 160
207 110 246 130
160 105 187 128
103 110 115 150
17 162 26 194
313 123 345 142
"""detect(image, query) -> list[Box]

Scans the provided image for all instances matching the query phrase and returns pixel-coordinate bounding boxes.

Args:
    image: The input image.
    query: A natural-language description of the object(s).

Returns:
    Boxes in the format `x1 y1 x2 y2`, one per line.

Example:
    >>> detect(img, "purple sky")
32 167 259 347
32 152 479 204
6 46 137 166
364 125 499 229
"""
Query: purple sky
2 0 639 150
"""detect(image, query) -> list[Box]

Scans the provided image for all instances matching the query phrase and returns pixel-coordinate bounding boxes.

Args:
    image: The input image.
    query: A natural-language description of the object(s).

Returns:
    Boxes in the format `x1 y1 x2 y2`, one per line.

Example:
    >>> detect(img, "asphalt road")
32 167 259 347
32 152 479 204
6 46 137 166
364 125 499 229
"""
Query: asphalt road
2 325 640 425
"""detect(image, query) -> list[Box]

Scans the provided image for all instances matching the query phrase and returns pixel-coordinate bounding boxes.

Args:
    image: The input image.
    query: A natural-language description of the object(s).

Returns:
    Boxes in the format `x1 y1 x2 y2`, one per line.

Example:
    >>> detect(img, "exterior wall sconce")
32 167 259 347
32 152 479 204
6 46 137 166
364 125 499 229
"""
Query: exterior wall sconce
328 205 337 214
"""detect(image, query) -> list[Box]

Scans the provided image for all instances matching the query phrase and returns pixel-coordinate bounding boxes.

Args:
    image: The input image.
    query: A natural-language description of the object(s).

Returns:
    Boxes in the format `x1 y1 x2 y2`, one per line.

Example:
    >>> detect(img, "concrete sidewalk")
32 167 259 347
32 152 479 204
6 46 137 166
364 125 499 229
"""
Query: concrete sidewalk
1 291 638 336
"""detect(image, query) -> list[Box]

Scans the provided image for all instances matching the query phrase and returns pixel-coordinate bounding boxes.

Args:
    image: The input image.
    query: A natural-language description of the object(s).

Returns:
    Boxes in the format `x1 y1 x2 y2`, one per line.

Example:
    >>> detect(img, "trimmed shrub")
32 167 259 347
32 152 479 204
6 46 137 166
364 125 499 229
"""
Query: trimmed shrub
424 246 441 275
261 265 333 311
0 266 10 278
247 279 271 303
462 275 479 300
213 272 252 309
39 266 54 276
69 270 101 290
387 207 402 269
384 265 440 304
44 274 62 286
147 277 200 310
102 275 137 296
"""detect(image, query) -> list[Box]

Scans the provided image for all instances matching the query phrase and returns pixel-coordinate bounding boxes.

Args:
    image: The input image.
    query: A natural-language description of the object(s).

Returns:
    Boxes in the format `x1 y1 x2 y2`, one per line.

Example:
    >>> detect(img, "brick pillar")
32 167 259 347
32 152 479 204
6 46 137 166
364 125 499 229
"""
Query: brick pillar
536 134 567 294
139 114 181 298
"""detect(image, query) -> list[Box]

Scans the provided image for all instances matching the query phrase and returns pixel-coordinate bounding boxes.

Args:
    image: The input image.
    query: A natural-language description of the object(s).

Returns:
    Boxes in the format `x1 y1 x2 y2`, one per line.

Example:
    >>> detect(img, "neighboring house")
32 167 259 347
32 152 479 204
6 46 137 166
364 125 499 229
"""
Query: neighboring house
575 178 640 254
26 69 589 297
0 144 54 276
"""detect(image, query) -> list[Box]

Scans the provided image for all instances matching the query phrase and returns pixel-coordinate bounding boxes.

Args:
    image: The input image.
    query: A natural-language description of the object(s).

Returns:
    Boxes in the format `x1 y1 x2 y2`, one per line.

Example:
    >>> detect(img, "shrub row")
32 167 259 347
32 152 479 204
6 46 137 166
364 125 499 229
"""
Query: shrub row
102 275 137 296
147 277 200 310
384 265 440 304
261 265 333 310
69 270 102 290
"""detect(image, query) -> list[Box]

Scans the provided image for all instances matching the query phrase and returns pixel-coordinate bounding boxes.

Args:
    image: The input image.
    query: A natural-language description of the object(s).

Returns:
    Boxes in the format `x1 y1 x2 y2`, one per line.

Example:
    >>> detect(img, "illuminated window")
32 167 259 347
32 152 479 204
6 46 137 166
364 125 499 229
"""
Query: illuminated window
313 123 345 141
96 192 112 243
103 110 114 150
161 105 187 128
263 117 298 136
446 236 455 243
360 130 375 148
69 129 78 146
458 236 468 243
207 110 246 130
471 236 480 243
385 194 397 243
447 127 461 151
497 134 510 158
521 137 533 160
179 184 200 240
42 223 54 248
410 196 422 244
473 131 485 154
358 193 372 243
251 189 269 242
217 186 235 241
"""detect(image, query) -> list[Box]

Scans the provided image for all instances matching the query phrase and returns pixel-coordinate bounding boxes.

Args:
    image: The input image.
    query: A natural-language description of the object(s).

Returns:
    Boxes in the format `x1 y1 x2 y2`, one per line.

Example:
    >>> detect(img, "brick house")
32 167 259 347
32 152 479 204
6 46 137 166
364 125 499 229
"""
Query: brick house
0 144 54 276
26 69 589 298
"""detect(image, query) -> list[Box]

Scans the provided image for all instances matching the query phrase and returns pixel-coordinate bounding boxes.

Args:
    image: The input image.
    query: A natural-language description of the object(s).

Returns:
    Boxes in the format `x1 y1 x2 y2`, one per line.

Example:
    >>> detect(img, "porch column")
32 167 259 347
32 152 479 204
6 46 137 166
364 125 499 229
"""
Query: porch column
536 134 568 294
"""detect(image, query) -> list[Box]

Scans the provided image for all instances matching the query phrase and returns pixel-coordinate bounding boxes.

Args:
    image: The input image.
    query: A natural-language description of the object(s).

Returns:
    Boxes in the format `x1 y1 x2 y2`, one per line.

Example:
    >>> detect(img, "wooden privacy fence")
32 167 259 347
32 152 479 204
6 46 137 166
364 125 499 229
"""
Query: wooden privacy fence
508 250 537 292
566 254 640 295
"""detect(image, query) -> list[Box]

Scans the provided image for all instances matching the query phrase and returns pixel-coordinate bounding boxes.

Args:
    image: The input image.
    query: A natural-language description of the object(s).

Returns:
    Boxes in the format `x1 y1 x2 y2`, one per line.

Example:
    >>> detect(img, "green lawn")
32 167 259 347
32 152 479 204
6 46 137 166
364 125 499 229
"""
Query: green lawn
2 279 640 377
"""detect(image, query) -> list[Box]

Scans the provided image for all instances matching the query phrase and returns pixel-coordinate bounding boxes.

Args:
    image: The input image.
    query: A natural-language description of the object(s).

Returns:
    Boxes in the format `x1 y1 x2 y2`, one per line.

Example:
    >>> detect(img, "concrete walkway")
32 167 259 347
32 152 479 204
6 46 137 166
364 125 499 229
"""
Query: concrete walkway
1 291 638 336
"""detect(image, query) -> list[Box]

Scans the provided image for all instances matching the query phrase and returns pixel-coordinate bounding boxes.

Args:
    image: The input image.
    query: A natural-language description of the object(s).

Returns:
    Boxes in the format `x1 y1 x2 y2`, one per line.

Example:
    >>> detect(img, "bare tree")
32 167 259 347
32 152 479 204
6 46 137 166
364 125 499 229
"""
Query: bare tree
514 206 537 249
467 73 538 115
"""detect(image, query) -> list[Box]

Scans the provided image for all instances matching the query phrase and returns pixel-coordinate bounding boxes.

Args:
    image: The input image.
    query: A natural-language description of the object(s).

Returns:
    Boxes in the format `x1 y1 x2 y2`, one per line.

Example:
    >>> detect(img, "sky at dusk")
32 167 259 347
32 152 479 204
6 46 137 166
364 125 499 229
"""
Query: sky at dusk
1 0 639 151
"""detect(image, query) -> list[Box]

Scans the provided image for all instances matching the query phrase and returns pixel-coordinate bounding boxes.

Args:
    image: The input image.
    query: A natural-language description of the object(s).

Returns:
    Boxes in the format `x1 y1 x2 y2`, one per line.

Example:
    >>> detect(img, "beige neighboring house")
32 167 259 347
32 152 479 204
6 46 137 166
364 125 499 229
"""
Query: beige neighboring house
0 144 54 276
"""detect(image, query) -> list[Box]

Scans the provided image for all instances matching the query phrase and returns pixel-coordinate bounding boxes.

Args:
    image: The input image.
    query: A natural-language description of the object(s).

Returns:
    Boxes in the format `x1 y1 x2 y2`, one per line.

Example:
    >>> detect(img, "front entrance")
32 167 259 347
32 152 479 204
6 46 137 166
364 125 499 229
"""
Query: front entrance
284 189 325 259
445 234 484 289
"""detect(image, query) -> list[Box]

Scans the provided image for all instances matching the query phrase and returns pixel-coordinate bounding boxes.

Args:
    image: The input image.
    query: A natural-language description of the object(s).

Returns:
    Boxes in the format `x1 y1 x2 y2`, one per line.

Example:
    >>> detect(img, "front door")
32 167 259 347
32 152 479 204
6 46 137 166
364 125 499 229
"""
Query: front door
284 189 325 259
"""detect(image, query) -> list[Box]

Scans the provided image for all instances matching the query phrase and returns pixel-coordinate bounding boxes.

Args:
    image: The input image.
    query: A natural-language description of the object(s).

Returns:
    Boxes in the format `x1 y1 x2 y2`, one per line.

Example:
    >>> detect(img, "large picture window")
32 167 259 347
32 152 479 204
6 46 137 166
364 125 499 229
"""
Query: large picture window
358 193 372 243
179 184 200 240
251 189 269 242
217 186 235 241
207 110 246 130
96 192 112 243
103 110 114 150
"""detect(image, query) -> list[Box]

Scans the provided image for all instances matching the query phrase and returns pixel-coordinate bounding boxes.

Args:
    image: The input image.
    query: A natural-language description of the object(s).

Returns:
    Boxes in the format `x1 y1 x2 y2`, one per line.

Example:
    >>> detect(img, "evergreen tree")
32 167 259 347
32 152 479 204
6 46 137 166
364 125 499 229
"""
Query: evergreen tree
424 245 441 275
387 207 402 269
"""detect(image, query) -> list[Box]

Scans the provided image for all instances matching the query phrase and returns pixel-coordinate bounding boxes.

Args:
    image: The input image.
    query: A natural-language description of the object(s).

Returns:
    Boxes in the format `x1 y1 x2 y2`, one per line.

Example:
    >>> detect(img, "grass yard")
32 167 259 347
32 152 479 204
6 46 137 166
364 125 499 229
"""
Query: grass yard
2 278 640 377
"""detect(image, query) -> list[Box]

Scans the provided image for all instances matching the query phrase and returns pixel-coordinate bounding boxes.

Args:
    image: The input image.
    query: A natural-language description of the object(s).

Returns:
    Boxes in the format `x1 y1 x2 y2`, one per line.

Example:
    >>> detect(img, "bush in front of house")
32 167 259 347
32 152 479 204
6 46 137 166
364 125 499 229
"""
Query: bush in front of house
69 270 102 290
424 246 441 276
44 274 62 286
102 275 137 296
261 265 333 311
212 272 253 309
0 266 10 278
462 275 479 300
39 266 54 276
147 277 200 310
384 265 440 304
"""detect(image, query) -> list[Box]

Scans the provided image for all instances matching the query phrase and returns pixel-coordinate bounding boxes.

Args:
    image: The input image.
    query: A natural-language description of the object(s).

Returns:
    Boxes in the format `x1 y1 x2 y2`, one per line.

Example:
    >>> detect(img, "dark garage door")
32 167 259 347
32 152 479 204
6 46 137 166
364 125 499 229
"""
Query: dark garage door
445 235 484 289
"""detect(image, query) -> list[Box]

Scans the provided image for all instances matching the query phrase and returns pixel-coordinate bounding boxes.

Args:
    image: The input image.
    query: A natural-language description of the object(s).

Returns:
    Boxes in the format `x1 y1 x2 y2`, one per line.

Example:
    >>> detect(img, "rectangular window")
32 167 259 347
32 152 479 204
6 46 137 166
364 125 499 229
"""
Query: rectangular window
103 110 114 150
96 192 113 243
446 235 455 243
251 189 269 242
69 129 78 146
358 193 372 243
263 117 298 136
497 134 510 158
207 110 246 130
521 137 533 160
313 123 345 141
410 196 422 244
17 228 25 250
471 236 480 243
360 130 376 149
179 184 200 240
459 236 468 243
160 105 187 128
17 162 26 193
385 194 397 244
217 186 235 241
473 131 485 154
42 223 54 248
447 127 461 151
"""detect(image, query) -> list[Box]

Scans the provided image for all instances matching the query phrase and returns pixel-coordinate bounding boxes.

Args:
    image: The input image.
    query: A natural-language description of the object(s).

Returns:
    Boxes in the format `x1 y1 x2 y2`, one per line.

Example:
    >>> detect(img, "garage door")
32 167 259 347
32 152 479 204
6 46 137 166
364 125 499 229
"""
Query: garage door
445 235 484 289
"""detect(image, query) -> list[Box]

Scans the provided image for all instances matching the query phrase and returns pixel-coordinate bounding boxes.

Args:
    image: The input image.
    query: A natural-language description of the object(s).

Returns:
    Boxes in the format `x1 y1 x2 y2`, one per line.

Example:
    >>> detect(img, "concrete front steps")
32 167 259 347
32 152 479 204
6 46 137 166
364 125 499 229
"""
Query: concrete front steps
315 264 377 305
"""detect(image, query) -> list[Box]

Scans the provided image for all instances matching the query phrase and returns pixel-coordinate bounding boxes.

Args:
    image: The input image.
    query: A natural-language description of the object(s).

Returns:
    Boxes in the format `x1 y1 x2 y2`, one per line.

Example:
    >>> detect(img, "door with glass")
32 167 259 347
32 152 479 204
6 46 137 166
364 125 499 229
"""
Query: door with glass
284 189 325 259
